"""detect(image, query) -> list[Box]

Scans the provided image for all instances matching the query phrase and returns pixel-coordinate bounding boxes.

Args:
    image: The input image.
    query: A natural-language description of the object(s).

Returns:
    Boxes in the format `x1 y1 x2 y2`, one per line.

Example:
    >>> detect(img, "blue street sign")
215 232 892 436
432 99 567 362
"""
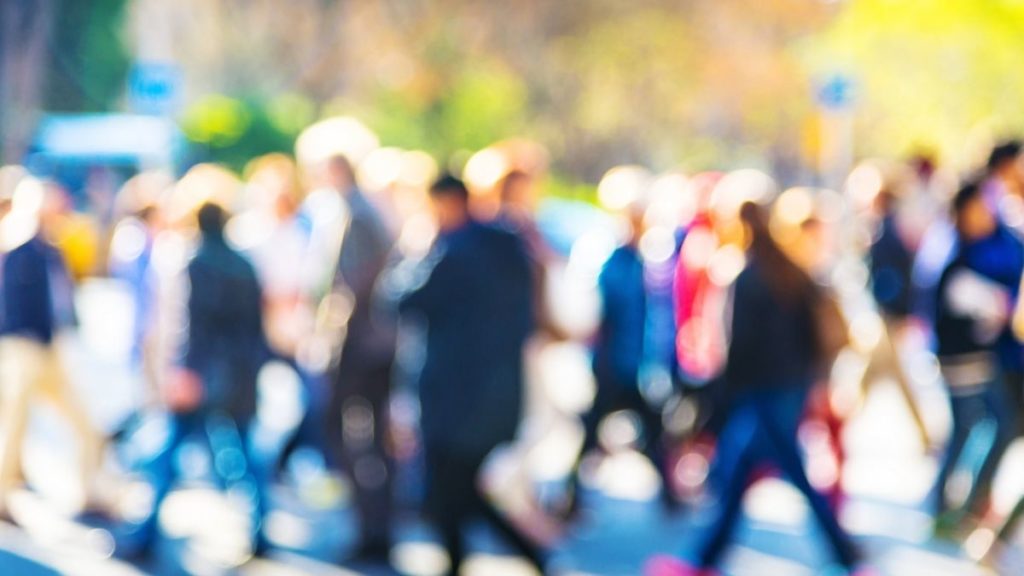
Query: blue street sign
816 73 855 111
129 61 181 116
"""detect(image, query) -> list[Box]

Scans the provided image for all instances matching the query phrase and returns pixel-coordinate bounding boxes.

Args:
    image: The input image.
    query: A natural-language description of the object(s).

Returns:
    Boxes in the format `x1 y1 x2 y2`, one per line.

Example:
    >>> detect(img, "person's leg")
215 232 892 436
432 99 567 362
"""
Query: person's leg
1001 371 1024 436
425 449 471 576
692 402 761 568
995 495 1024 543
758 389 858 567
324 367 346 473
37 342 104 506
0 338 42 517
129 413 194 548
624 385 675 506
204 413 267 551
933 393 982 515
464 452 547 570
963 382 1017 516
881 316 931 448
565 379 619 514
343 361 395 557
274 358 328 474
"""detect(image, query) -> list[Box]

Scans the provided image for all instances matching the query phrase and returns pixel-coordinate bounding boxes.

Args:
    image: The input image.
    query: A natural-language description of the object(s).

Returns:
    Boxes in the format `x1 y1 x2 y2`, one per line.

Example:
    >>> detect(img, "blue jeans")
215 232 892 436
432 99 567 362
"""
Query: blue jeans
933 381 1016 517
133 411 269 549
692 386 857 569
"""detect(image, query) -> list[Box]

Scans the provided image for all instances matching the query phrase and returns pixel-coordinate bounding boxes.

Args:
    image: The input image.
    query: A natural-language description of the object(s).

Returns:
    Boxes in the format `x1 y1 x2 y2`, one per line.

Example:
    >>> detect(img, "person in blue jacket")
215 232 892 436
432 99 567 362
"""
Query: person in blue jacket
564 199 672 519
392 174 546 576
931 181 1020 536
119 202 272 559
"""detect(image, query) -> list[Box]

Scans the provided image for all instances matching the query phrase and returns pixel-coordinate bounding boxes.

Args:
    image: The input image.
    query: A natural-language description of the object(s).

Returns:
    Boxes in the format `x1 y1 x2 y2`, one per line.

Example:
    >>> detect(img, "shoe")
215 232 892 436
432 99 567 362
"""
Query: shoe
112 525 156 562
346 539 392 566
933 511 967 541
252 532 273 558
644 555 717 576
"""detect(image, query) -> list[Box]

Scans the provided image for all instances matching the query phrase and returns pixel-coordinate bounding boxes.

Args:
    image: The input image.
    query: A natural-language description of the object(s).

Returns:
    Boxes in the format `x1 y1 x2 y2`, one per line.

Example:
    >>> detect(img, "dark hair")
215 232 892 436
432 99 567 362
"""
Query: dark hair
986 141 1021 174
951 180 984 217
430 174 470 202
197 202 227 236
740 201 816 305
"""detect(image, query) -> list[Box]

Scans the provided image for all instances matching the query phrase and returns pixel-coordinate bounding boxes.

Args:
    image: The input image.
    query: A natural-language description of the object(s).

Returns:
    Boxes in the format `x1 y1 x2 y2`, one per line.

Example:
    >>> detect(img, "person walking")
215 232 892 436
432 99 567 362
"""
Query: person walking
931 181 1019 536
0 181 104 521
861 188 932 449
119 203 271 559
392 174 547 575
646 201 862 576
564 196 672 518
320 154 399 563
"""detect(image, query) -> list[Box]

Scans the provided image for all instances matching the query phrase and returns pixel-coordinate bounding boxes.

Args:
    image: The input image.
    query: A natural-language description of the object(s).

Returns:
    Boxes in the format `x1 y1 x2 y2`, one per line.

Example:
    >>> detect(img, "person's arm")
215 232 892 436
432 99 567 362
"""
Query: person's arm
724 272 755 373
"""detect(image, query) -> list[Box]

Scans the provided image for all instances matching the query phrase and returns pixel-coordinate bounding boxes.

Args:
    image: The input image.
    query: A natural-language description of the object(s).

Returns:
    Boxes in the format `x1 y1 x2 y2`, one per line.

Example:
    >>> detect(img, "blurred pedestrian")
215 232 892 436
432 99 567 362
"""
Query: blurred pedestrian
0 180 104 521
564 196 673 518
931 181 1019 536
646 201 861 576
108 172 171 407
861 188 932 449
392 175 547 575
319 154 398 563
496 169 565 340
238 154 315 365
980 142 1024 426
120 202 271 559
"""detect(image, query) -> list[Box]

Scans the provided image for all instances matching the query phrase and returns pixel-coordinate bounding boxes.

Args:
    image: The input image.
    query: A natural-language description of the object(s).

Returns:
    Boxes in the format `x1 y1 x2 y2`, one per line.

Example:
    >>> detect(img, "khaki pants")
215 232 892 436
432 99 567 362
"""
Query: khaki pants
0 336 102 513
858 315 931 448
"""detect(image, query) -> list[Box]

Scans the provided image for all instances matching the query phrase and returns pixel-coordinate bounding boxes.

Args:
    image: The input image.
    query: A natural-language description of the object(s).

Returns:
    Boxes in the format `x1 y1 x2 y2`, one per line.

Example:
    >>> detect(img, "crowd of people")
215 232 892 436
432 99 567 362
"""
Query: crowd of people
1 124 1024 576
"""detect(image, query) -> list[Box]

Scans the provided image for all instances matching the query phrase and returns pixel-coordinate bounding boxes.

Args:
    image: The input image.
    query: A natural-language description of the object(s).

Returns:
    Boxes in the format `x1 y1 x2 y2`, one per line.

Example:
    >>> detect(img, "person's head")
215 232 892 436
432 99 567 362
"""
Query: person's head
873 189 898 216
987 141 1022 180
952 181 997 241
499 170 536 211
323 154 357 194
428 174 471 232
197 202 228 238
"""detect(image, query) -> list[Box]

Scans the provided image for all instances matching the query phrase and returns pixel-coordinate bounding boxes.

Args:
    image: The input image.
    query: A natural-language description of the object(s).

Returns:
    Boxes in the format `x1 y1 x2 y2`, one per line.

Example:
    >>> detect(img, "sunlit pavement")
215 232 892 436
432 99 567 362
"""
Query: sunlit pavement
3 281 1024 575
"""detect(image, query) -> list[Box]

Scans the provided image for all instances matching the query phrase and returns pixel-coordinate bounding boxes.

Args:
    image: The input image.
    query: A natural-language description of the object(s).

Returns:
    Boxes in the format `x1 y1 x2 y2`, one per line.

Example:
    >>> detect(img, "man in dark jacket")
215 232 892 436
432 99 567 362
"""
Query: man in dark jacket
121 202 271 558
393 175 545 575
323 154 399 562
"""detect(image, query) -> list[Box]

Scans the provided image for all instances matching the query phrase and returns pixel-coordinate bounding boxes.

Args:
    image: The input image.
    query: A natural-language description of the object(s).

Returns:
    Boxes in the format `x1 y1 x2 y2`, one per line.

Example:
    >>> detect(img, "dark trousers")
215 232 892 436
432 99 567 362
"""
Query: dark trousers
275 357 331 472
933 382 1016 517
328 357 394 549
694 387 857 569
425 448 544 575
570 375 668 495
1004 371 1024 435
137 411 268 548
